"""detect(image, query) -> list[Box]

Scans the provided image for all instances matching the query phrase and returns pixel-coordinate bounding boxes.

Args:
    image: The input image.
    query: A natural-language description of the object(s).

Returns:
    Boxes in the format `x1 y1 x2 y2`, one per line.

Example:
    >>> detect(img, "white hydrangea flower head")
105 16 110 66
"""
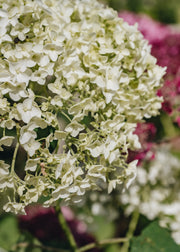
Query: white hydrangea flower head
120 147 180 244
0 0 165 214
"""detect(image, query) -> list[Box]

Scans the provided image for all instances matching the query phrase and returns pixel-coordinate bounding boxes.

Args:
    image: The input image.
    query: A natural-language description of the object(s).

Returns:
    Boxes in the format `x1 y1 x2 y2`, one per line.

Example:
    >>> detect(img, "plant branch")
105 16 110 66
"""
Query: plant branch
60 110 72 122
35 95 49 100
12 242 69 252
13 237 129 252
77 237 128 252
11 141 19 174
120 209 139 252
55 205 78 252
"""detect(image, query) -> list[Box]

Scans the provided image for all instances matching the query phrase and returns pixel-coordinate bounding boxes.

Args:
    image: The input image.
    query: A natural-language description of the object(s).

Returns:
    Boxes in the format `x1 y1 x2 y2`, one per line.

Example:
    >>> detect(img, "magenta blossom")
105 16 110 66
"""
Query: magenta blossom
152 35 180 122
151 33 180 76
157 72 180 122
128 123 156 165
18 205 101 251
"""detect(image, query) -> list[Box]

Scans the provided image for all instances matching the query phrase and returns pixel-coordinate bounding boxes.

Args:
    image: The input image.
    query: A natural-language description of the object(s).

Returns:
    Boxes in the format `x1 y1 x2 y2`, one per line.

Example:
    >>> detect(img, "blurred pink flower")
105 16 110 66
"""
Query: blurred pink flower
128 123 156 165
151 33 180 76
153 37 180 122
18 204 101 251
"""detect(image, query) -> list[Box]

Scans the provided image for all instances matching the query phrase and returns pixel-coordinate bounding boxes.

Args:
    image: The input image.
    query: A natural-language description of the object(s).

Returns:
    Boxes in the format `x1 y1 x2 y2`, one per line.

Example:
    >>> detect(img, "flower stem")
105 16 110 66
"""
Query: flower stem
120 210 139 252
14 237 128 252
12 242 68 252
55 205 78 252
60 111 72 123
11 142 19 174
77 237 128 252
35 95 49 100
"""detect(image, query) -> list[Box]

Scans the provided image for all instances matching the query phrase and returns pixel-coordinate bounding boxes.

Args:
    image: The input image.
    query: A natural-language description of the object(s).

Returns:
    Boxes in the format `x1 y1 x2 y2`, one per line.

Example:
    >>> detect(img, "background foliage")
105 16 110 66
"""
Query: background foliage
106 0 180 24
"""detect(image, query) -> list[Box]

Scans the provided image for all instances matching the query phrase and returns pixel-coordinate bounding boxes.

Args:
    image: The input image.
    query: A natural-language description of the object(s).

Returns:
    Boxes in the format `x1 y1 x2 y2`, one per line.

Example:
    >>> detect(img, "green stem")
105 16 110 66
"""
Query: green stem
120 210 139 252
38 137 47 142
12 242 68 252
14 237 128 252
11 142 19 174
35 95 49 100
77 237 128 252
60 111 72 123
56 205 78 252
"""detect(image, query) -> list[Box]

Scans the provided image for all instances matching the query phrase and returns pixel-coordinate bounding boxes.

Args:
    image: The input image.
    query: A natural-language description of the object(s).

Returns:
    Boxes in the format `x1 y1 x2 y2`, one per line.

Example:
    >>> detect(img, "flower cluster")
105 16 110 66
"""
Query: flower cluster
119 11 180 126
114 12 180 244
79 146 180 244
121 147 180 244
0 0 165 214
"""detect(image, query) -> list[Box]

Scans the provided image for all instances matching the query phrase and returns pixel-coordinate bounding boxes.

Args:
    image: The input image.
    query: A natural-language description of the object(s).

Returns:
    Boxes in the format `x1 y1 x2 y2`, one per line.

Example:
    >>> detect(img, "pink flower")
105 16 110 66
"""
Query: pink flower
158 72 180 120
18 205 101 251
151 34 180 76
128 123 156 165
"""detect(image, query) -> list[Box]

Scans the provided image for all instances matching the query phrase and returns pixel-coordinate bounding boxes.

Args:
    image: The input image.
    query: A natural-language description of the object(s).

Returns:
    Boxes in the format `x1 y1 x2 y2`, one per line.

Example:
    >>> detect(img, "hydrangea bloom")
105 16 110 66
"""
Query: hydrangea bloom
0 0 165 214
119 11 180 126
82 147 180 244
120 147 180 244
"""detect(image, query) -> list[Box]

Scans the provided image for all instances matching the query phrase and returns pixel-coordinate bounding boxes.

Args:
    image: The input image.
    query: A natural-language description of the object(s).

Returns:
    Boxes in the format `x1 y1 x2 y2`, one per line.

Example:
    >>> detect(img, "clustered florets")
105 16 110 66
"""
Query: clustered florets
0 0 165 214
86 147 180 244
121 147 180 244
119 11 180 126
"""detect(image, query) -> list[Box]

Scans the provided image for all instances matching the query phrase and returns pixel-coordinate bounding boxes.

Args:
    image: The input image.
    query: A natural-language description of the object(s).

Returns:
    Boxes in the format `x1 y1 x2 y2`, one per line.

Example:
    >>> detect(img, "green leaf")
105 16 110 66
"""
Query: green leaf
0 214 20 250
93 216 115 241
130 221 180 252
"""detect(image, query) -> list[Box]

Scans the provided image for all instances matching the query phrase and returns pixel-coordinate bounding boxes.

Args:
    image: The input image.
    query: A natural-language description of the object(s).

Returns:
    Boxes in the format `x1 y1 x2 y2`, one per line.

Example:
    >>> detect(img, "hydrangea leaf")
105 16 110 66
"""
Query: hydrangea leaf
130 221 180 252
0 215 20 251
